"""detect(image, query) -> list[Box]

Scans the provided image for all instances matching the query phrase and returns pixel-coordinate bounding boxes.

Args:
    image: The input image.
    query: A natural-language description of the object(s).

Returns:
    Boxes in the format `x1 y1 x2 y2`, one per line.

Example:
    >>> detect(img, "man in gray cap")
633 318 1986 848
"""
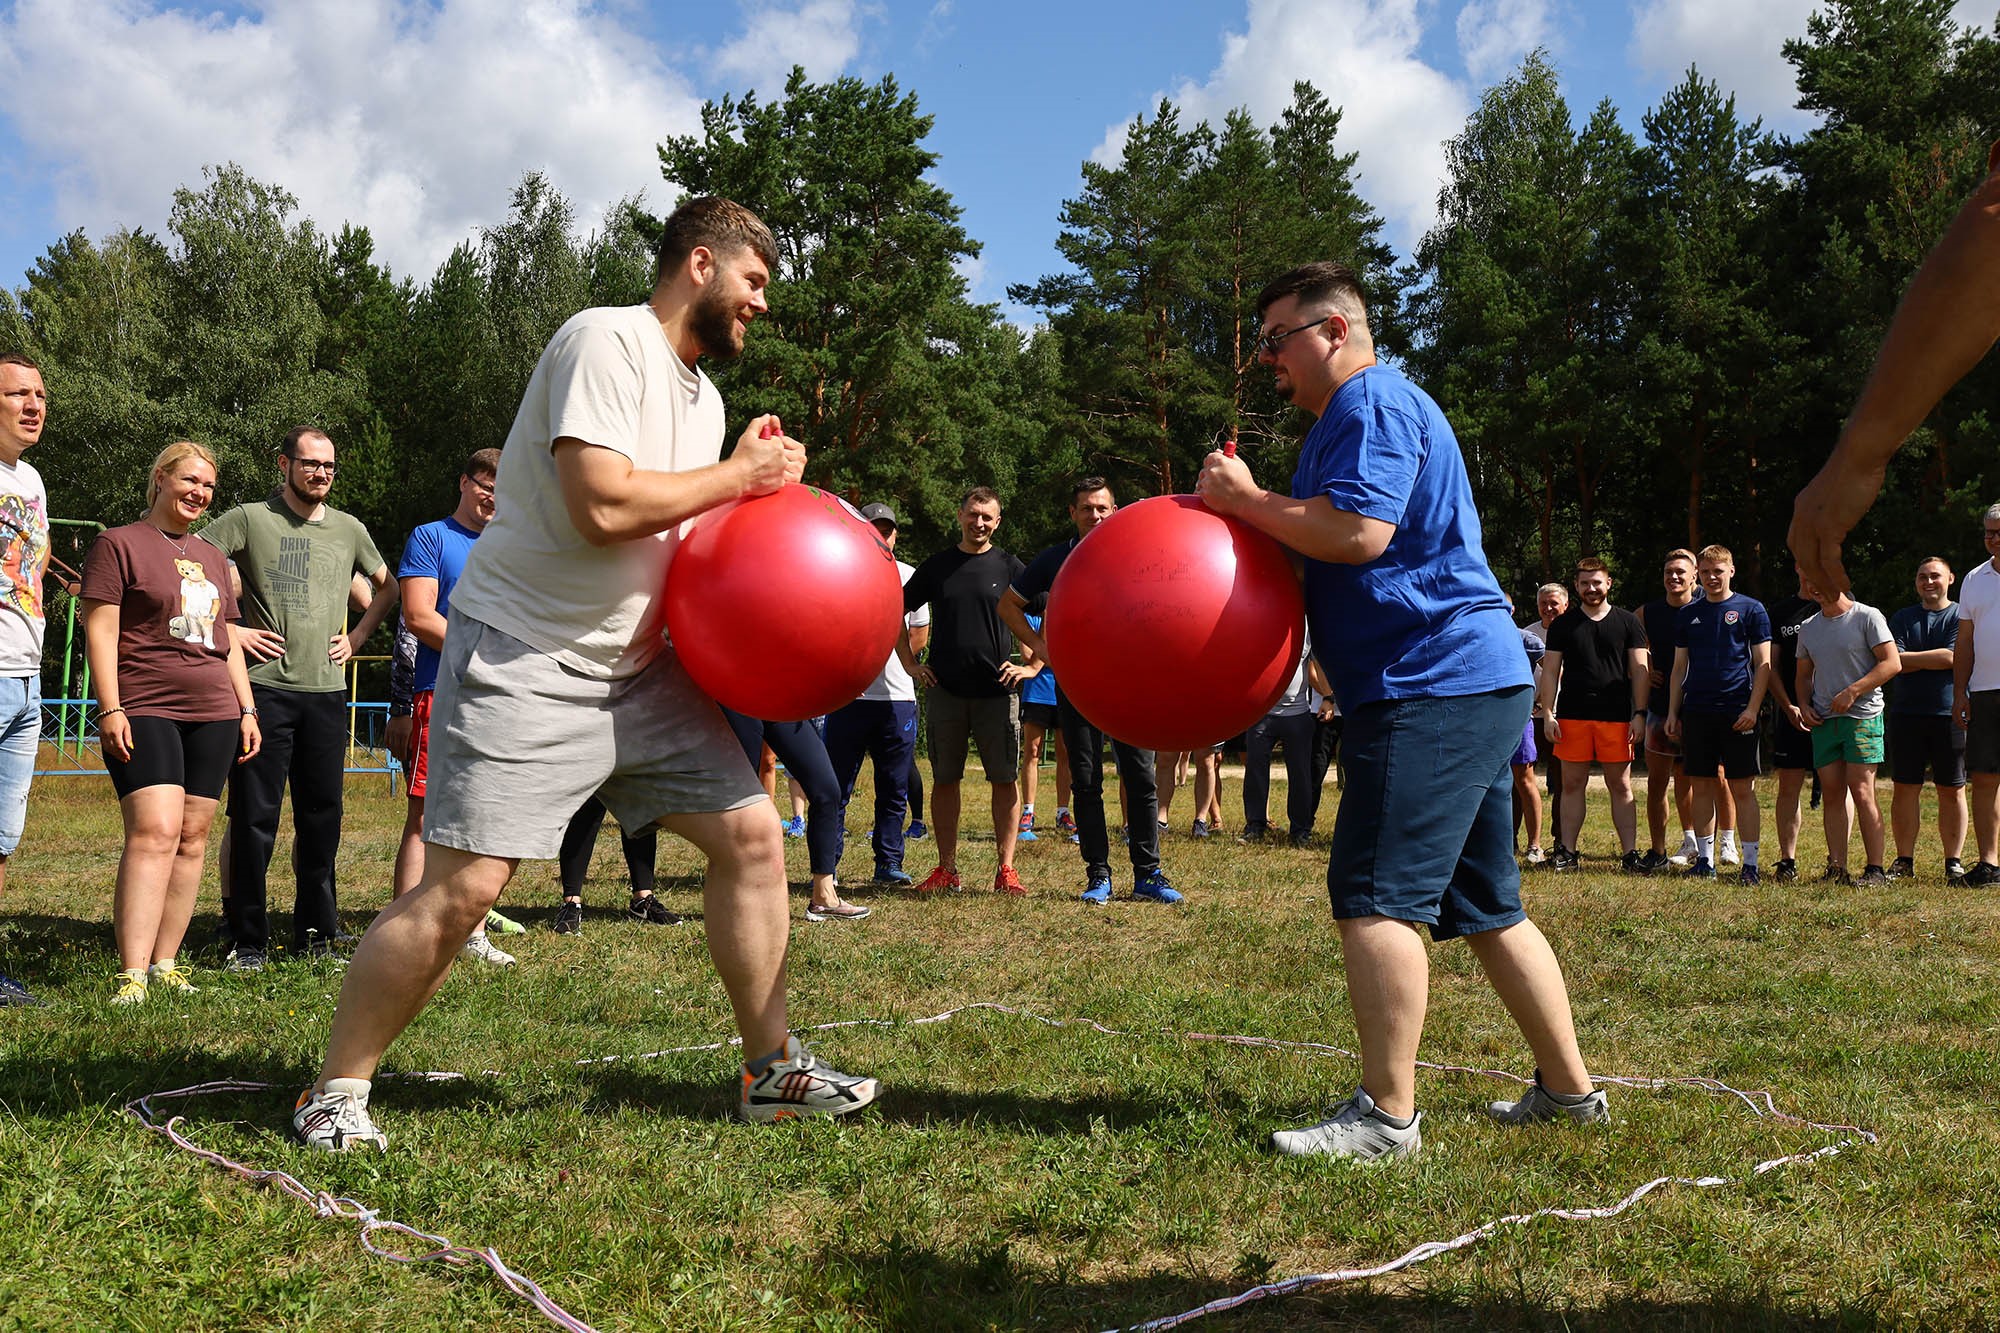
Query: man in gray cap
823 503 931 885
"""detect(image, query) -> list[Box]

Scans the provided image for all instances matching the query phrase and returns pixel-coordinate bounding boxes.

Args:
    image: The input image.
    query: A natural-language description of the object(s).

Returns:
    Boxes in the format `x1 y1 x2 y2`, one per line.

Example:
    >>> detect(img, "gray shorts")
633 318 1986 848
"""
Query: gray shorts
423 619 766 860
927 687 1020 783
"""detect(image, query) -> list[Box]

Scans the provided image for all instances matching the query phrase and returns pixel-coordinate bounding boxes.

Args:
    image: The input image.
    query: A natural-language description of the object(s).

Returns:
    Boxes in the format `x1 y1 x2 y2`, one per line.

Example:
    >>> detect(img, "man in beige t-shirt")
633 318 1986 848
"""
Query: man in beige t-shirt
292 197 881 1153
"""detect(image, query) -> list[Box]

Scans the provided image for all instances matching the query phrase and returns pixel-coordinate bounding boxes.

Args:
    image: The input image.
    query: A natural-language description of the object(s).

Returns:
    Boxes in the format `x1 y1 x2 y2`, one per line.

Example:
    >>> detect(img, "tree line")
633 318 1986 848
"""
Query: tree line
1 0 1993 685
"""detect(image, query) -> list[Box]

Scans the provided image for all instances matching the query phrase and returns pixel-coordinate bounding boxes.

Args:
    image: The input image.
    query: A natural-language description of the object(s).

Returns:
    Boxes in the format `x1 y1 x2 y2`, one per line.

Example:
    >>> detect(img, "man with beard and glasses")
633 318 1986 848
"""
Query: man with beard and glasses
1536 558 1649 872
203 427 398 971
291 197 879 1153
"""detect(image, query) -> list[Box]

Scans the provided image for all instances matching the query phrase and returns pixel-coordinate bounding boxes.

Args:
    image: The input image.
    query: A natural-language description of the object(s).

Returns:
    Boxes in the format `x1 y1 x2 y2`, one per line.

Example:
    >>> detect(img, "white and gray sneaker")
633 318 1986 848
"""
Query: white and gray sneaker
738 1034 879 1122
1270 1086 1421 1161
459 933 515 967
1485 1070 1611 1125
1669 830 1697 868
293 1078 389 1152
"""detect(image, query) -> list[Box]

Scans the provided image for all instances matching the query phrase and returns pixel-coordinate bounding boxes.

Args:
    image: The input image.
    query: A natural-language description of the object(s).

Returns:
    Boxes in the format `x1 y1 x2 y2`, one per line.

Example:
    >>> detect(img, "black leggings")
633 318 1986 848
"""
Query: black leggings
722 710 842 876
557 794 657 898
107 715 238 799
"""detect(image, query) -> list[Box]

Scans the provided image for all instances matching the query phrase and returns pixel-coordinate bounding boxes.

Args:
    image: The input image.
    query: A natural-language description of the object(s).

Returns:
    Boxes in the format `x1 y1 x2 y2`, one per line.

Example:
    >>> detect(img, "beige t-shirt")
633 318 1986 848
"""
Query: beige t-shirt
450 304 726 679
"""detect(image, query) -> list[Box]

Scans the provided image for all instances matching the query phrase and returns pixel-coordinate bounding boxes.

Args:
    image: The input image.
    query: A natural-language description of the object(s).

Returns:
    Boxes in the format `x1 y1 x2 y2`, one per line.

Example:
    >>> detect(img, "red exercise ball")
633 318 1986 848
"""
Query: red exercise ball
665 484 905 722
1042 494 1306 752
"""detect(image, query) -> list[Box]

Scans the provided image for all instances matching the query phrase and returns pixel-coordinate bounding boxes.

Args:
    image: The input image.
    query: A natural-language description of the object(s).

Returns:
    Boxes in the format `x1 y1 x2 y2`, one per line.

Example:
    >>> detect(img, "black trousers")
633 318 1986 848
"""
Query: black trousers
1243 710 1318 836
1058 689 1160 882
558 794 657 898
224 685 347 951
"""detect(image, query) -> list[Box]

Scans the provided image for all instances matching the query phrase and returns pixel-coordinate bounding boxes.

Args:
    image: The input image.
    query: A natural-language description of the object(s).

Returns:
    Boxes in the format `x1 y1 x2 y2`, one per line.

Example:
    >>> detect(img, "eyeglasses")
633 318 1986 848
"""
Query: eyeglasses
1255 312 1332 355
467 477 495 497
1984 528 2000 540
288 458 337 474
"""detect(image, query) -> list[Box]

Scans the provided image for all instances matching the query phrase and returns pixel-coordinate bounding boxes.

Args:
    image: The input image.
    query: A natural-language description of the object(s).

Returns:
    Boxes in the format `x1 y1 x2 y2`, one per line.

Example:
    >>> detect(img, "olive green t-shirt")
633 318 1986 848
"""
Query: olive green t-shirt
201 496 386 693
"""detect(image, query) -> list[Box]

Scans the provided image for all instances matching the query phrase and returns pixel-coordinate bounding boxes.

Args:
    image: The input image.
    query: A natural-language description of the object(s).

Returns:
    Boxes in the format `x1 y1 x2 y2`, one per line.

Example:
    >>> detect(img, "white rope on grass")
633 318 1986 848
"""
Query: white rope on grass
124 1001 1878 1333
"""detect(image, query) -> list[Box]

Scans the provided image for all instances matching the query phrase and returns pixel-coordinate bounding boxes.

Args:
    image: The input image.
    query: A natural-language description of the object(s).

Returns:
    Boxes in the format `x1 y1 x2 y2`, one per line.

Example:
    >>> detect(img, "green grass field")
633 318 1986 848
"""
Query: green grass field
1 764 1996 1331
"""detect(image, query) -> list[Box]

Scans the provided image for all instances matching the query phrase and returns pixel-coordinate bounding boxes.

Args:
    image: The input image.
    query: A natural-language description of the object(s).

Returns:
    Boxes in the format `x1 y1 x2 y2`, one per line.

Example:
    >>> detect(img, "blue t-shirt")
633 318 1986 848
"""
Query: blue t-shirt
397 515 480 694
1289 364 1528 708
1021 613 1057 705
1674 593 1771 712
1887 601 1959 716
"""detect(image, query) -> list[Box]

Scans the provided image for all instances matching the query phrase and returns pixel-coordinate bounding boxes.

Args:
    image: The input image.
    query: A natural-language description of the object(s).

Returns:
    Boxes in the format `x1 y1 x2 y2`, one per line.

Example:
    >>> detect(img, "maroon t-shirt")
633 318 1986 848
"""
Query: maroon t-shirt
80 523 242 722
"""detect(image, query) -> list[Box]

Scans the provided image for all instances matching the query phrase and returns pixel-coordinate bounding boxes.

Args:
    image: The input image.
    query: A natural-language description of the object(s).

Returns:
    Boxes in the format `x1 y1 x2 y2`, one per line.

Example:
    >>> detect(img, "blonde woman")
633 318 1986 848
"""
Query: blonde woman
81 442 261 1003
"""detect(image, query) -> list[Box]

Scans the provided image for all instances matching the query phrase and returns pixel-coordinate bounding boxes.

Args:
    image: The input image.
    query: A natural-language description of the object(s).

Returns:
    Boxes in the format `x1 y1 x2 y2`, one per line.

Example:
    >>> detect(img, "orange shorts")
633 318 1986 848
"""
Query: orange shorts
1552 718 1633 765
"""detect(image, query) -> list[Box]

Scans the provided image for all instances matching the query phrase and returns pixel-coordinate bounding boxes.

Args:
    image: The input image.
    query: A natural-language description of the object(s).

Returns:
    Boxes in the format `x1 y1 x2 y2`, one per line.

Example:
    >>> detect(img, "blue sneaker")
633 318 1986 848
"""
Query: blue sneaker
1133 870 1184 905
0 973 41 1006
1080 876 1112 905
783 816 806 838
874 865 913 887
1018 827 1038 843
1685 856 1716 879
906 820 928 841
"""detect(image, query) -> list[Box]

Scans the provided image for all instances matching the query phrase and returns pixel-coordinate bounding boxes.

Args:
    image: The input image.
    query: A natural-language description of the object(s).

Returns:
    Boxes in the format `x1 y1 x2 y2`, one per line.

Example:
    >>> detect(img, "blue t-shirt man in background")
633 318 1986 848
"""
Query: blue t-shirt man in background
1886 555 1968 879
1197 260 1603 1162
1666 545 1772 882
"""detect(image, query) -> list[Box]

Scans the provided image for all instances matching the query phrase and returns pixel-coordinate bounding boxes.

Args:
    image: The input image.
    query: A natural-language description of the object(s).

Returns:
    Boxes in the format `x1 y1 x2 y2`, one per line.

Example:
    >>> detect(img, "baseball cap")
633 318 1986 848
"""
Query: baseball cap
859 502 897 527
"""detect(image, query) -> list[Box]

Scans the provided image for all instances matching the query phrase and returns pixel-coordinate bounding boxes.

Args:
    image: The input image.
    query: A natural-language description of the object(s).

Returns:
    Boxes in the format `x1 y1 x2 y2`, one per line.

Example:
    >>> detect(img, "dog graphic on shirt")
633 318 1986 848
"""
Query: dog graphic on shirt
169 557 221 649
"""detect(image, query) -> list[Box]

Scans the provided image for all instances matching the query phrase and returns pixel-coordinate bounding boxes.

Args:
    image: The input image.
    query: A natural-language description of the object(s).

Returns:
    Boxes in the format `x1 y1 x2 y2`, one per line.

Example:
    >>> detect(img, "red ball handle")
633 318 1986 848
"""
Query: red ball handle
1223 439 1237 458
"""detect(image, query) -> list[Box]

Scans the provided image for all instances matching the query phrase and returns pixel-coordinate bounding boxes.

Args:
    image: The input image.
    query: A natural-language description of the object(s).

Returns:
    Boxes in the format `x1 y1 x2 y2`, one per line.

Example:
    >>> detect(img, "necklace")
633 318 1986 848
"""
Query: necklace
151 524 192 558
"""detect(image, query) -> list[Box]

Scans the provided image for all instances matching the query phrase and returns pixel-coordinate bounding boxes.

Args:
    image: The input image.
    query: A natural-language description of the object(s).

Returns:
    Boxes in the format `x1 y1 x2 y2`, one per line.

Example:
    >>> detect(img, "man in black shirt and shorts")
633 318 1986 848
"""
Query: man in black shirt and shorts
1887 556 1968 881
1536 558 1648 872
899 487 1034 896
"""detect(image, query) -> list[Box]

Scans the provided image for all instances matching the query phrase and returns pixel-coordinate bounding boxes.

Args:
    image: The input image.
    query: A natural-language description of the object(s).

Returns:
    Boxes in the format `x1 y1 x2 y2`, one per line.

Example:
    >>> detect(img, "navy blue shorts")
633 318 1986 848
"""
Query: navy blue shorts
1328 685 1532 941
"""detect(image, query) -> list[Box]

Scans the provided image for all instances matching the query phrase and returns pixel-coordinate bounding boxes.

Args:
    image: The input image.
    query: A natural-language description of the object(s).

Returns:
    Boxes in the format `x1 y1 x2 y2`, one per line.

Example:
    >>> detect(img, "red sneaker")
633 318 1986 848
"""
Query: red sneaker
915 865 960 894
994 865 1027 896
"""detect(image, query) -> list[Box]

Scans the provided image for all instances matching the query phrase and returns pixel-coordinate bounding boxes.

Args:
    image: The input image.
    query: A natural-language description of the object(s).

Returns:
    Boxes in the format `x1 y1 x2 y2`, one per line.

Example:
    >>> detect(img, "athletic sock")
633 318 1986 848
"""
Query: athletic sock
147 959 175 976
324 1076 371 1100
1742 840 1759 868
1544 1084 1595 1104
1697 834 1714 863
744 1044 786 1076
1371 1105 1416 1130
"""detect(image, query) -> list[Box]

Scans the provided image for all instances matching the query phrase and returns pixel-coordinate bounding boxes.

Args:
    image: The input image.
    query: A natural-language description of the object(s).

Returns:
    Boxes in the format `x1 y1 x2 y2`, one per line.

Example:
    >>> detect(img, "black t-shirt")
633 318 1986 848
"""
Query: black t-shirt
1013 535 1080 604
903 544 1026 698
1545 605 1648 722
1766 595 1819 704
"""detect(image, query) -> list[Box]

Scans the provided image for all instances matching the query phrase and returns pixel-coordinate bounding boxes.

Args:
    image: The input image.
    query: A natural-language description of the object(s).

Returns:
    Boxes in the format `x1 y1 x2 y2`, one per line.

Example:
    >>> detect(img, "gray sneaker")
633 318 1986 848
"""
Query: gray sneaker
1269 1086 1421 1161
1485 1071 1610 1125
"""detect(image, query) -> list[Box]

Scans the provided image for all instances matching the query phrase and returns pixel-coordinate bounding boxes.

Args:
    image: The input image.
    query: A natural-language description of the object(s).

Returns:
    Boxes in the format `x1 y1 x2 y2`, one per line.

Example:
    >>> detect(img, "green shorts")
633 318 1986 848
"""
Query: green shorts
1811 713 1884 769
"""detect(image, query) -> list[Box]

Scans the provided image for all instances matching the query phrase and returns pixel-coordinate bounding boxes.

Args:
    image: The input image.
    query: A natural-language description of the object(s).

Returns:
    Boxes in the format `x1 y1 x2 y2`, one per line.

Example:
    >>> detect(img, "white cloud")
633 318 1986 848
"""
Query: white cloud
713 0 868 91
1090 0 1470 259
1457 0 1557 83
1630 0 1995 130
0 0 711 282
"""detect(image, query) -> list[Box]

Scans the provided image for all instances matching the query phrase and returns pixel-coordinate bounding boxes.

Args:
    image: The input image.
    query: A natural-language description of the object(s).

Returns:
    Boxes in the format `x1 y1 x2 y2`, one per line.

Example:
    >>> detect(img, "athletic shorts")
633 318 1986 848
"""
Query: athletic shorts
1328 685 1531 942
106 715 239 800
1511 719 1536 767
927 688 1020 784
1771 709 1813 770
1644 710 1681 759
1811 713 1884 769
405 690 434 798
421 618 765 861
1552 718 1633 765
1020 701 1059 731
1966 692 2000 775
1887 712 1966 787
1680 709 1761 779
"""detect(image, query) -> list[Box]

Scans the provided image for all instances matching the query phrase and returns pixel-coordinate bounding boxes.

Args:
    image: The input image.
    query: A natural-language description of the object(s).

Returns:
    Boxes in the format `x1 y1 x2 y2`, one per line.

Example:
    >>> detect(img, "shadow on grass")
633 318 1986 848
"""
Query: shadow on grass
816 1235 1902 1331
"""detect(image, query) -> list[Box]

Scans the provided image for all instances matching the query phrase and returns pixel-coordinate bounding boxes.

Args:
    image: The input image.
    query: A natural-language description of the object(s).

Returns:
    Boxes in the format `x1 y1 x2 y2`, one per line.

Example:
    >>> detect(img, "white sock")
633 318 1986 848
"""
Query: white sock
1679 828 1696 848
323 1076 371 1102
1743 840 1759 868
1720 829 1737 849
1697 834 1714 863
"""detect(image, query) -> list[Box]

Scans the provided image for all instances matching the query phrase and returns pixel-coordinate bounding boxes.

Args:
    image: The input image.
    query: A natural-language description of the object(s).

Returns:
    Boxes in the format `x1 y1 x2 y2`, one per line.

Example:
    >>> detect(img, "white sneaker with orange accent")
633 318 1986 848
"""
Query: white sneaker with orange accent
738 1035 879 1123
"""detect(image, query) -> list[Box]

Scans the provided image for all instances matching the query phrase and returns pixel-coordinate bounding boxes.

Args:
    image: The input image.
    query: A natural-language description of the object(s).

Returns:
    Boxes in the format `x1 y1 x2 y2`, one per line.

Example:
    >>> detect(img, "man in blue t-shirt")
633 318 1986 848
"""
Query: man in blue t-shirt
1887 556 1967 881
1665 544 1772 882
1197 260 1604 1162
391 449 514 966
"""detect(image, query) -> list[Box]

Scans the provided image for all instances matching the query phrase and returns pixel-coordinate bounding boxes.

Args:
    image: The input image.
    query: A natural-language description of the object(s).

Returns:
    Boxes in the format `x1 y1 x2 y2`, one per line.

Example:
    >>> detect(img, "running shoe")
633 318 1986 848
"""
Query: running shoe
738 1035 879 1122
1484 1071 1610 1125
915 865 960 894
293 1080 388 1152
1854 865 1893 888
484 907 526 935
1080 875 1112 905
0 974 41 1006
905 820 928 841
873 864 914 888
805 901 871 922
782 816 806 838
110 969 148 1006
628 893 683 926
223 948 266 973
1821 865 1852 886
1886 856 1914 881
1967 861 2000 887
459 934 515 967
1056 810 1076 837
1191 819 1210 839
994 865 1027 896
1717 834 1741 866
1773 858 1799 883
1669 831 1698 868
1133 870 1184 905
1739 864 1761 886
1237 824 1269 845
1684 857 1716 879
1636 850 1671 875
1018 811 1037 843
1524 845 1547 866
147 961 198 993
1549 846 1581 872
1620 849 1646 875
1270 1086 1420 1161
554 900 584 935
1946 858 1969 886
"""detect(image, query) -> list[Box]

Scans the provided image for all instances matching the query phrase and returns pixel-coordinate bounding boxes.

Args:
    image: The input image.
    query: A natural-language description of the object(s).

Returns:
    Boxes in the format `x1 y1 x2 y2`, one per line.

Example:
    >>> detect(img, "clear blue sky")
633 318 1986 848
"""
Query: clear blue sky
0 1 1985 326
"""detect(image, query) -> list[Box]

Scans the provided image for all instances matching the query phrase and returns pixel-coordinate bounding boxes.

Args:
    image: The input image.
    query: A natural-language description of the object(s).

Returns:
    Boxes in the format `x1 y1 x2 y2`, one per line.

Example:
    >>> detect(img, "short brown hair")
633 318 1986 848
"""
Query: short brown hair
1663 548 1696 568
960 486 1000 510
281 426 332 458
1255 261 1371 337
1071 476 1113 504
654 197 778 286
1574 557 1611 580
462 448 500 480
1918 555 1952 573
1697 544 1734 566
0 352 39 372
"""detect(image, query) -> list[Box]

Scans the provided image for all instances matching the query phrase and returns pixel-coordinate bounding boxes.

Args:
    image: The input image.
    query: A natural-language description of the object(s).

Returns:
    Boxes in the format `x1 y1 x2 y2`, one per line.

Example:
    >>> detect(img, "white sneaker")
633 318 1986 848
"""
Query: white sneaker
1270 1086 1421 1161
1669 831 1696 867
1718 833 1741 866
459 933 515 967
293 1078 388 1152
1524 845 1546 865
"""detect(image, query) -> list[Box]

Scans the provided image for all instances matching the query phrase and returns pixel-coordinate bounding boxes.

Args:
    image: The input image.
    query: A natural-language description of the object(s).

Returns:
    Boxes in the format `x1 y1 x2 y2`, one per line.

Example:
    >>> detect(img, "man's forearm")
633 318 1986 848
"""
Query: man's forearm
349 577 400 644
